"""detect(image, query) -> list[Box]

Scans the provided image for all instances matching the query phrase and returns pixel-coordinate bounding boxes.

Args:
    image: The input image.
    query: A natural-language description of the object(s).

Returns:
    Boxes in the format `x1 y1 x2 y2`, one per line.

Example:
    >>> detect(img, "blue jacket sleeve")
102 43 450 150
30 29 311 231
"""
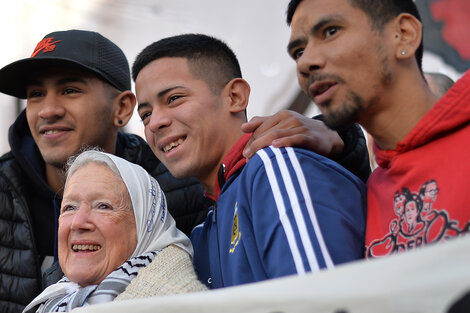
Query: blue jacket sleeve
244 146 366 277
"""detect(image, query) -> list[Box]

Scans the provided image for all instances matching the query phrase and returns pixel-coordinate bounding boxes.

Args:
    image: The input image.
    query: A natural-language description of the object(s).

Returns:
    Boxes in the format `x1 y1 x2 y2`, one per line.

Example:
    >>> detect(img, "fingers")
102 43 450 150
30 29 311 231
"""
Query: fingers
271 135 321 154
244 128 297 159
241 110 344 159
242 113 287 159
241 116 267 133
272 132 342 157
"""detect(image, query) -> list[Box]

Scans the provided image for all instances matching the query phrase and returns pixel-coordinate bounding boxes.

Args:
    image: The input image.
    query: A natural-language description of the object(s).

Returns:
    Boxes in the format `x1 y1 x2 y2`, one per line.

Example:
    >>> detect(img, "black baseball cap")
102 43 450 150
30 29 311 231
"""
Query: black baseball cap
0 29 131 99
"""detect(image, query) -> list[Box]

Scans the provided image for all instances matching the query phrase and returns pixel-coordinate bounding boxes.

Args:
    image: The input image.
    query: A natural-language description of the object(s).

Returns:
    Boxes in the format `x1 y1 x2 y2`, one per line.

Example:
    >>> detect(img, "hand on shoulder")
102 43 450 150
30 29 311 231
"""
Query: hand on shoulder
241 110 344 159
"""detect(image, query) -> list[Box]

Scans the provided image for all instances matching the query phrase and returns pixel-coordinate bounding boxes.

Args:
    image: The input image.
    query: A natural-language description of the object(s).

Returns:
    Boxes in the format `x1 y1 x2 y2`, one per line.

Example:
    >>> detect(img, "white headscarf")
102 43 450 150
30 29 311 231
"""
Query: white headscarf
23 151 192 312
105 152 192 257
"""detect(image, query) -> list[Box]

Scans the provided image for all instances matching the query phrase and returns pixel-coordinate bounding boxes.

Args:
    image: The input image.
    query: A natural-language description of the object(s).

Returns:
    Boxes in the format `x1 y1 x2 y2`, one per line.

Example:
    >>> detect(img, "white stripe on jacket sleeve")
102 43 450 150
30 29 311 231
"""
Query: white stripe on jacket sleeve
286 147 334 269
271 146 321 272
257 149 306 274
258 147 334 273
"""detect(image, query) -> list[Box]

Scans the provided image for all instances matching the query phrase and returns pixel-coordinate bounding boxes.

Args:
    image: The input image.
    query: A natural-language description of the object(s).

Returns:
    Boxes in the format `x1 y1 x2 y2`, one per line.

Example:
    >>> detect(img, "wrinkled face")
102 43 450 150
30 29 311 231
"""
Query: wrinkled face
135 57 230 187
58 163 137 286
405 201 418 225
26 68 117 169
288 0 393 129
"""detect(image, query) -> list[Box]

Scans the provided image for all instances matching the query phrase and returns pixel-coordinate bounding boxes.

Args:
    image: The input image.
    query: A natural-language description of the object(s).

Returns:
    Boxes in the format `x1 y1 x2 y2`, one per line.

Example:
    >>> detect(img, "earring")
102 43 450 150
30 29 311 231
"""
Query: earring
118 119 123 125
401 50 406 55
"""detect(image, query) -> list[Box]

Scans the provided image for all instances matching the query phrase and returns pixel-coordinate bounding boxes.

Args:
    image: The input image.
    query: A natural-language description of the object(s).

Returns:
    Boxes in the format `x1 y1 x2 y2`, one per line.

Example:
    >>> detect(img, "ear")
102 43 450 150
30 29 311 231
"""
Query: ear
223 78 250 114
113 90 136 127
392 13 422 60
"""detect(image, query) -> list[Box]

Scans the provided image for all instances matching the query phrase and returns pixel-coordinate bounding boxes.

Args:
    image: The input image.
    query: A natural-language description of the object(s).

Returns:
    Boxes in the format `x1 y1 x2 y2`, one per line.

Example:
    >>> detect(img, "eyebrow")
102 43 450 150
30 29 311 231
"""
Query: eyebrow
137 101 151 112
287 38 306 54
137 86 185 111
287 14 345 52
312 14 344 35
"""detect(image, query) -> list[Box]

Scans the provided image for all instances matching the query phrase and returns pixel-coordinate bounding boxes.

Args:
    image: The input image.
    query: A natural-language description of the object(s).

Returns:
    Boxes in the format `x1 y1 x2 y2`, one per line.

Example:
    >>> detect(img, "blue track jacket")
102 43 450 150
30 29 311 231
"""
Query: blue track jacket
191 134 366 288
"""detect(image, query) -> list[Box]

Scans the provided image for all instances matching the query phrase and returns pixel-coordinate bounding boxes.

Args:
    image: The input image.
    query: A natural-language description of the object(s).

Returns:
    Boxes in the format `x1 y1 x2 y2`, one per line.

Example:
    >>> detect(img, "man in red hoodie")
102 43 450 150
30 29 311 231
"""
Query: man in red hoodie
286 0 470 257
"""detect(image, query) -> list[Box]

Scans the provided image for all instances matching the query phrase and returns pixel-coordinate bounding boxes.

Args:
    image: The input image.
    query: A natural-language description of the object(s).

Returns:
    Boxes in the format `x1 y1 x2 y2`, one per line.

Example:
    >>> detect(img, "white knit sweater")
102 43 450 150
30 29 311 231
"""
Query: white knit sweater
115 244 207 300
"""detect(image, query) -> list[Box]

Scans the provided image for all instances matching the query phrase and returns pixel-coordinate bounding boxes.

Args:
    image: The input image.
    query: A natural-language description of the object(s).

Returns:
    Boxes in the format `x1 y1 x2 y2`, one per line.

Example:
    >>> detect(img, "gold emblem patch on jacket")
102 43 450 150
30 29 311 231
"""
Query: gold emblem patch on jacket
229 202 241 254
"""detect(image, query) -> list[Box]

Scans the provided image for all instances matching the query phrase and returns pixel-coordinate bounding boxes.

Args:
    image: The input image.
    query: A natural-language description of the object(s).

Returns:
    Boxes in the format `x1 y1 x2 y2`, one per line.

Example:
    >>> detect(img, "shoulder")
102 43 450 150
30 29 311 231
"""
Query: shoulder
119 131 147 147
118 132 152 158
252 145 336 166
0 150 17 167
0 150 25 184
0 151 32 217
116 245 207 300
250 146 364 186
118 132 164 174
240 147 366 199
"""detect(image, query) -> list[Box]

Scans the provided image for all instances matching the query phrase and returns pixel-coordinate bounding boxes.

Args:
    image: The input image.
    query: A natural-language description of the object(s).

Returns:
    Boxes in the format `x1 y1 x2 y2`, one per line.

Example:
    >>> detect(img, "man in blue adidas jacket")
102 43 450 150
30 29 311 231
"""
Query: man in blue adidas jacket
132 34 367 288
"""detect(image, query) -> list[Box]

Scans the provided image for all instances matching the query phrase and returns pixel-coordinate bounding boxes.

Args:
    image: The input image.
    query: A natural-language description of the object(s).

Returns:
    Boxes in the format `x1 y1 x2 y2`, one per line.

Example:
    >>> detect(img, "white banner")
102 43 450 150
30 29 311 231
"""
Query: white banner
73 235 470 313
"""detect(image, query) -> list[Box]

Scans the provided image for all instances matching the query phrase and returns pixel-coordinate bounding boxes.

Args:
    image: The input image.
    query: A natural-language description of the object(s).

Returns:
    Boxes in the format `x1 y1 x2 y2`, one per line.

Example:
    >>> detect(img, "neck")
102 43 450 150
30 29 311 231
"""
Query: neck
361 71 439 150
45 164 66 196
45 141 118 197
201 168 216 195
200 130 246 197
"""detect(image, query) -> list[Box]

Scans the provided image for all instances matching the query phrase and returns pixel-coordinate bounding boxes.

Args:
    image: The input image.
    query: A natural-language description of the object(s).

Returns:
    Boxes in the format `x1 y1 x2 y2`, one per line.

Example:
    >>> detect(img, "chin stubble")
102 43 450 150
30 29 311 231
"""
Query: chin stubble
322 91 365 130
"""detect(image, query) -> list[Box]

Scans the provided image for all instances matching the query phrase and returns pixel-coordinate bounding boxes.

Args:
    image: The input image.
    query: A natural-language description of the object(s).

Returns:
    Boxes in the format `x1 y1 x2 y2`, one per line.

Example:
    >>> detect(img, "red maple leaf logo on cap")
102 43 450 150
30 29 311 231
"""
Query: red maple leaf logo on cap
430 0 470 60
31 37 62 58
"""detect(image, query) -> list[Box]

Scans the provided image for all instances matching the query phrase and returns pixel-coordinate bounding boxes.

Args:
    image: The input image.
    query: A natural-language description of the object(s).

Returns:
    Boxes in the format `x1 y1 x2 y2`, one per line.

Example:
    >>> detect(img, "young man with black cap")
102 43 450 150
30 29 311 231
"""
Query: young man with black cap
0 29 206 312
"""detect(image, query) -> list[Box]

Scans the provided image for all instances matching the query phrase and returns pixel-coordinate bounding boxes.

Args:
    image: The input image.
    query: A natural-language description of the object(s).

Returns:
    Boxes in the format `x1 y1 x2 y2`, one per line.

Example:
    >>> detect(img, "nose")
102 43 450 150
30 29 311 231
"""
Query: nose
70 206 95 232
297 42 325 79
37 93 66 121
147 107 172 133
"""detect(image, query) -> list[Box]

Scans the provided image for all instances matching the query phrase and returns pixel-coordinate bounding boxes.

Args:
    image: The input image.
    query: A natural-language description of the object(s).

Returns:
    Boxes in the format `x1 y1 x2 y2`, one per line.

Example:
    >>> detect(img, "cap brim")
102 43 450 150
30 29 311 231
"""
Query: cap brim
0 57 108 99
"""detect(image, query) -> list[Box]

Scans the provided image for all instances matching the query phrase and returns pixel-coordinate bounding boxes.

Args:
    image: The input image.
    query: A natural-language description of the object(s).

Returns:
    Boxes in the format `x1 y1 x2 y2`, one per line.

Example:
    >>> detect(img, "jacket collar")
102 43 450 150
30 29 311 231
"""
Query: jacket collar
205 133 252 202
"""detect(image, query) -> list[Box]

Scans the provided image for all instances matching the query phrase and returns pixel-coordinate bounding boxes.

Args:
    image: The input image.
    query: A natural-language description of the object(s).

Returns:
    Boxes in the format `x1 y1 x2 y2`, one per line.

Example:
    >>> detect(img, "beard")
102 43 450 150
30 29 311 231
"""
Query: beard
320 90 365 130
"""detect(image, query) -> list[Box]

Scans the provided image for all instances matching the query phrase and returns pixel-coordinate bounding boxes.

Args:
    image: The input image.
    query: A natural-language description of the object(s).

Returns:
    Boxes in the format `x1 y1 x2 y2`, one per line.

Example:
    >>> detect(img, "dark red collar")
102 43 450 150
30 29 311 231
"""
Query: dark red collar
205 133 252 202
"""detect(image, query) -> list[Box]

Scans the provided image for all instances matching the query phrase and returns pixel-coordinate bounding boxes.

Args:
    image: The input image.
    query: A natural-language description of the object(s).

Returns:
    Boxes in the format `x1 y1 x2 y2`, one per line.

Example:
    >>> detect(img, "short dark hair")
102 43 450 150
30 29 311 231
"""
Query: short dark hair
132 34 242 94
101 79 121 102
286 0 424 72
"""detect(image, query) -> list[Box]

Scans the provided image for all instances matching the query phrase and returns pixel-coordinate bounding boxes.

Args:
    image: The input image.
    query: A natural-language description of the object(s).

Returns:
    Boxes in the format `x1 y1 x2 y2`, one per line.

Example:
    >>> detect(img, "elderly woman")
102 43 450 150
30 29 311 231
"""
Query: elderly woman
23 150 206 312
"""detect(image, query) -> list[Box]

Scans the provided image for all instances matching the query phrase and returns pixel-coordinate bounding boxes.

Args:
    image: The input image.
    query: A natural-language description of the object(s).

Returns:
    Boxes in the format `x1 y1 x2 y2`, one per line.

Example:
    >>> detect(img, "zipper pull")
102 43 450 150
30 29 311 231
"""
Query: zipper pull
212 202 218 223
218 163 226 190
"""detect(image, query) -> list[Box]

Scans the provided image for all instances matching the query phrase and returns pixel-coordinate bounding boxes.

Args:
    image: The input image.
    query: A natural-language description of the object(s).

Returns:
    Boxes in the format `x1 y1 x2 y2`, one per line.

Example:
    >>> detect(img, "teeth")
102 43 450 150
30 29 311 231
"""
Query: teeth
72 244 101 252
163 138 184 152
44 130 62 135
